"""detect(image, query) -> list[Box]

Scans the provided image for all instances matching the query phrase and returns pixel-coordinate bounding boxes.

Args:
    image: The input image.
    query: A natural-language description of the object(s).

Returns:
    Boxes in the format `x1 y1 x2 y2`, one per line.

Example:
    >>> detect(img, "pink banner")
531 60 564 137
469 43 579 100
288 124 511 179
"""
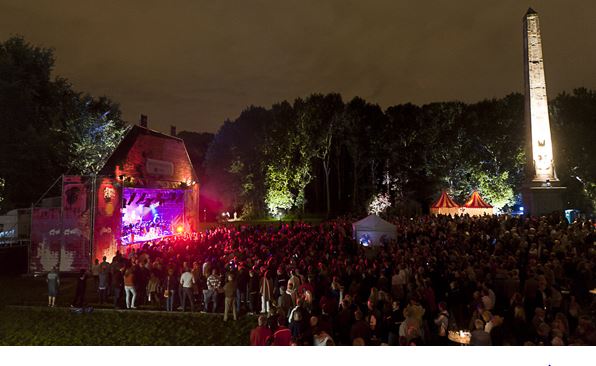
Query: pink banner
62 176 87 213
184 183 200 231
61 176 91 272
29 208 62 273
93 177 121 262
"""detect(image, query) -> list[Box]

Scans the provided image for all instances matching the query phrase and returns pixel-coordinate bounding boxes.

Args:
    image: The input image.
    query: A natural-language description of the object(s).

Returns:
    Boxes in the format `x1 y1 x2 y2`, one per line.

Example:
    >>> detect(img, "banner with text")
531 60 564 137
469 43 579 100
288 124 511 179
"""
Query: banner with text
93 177 121 262
61 175 91 271
29 207 62 273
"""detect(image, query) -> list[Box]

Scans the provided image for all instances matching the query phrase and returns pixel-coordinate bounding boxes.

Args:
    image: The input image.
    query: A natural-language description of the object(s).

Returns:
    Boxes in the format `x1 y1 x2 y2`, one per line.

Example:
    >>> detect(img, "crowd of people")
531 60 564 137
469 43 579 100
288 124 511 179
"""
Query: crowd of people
49 213 596 346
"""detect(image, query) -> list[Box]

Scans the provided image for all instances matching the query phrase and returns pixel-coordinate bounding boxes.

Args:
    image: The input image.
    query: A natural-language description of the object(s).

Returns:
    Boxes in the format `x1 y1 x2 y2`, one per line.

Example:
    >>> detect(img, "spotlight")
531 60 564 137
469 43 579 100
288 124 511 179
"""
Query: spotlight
176 225 184 234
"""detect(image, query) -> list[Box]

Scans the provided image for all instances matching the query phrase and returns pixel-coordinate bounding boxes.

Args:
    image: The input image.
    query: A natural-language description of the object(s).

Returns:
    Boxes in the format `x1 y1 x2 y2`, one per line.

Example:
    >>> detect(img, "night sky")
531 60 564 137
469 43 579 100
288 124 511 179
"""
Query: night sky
1 1 595 133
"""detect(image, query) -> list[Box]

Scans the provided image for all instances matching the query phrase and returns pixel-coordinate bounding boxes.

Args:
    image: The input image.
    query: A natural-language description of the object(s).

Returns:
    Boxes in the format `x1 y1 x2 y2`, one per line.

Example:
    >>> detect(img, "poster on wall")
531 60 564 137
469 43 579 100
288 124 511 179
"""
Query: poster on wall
61 176 91 271
29 207 62 273
93 177 121 262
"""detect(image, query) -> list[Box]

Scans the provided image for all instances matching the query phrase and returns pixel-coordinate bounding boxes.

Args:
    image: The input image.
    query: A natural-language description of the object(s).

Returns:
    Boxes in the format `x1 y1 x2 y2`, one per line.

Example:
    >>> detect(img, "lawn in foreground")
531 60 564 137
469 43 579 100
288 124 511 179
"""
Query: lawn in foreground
0 307 255 345
0 276 255 345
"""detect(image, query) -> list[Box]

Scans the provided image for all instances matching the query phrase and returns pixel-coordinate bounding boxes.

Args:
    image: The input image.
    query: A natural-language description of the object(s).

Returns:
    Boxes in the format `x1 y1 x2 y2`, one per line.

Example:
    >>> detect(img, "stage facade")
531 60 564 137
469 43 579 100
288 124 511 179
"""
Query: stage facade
29 125 199 272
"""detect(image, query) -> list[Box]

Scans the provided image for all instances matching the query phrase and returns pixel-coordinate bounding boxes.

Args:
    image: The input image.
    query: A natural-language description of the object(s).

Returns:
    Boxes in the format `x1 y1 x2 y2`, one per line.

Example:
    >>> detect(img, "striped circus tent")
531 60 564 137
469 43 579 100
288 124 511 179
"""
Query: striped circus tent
430 191 461 216
462 191 494 216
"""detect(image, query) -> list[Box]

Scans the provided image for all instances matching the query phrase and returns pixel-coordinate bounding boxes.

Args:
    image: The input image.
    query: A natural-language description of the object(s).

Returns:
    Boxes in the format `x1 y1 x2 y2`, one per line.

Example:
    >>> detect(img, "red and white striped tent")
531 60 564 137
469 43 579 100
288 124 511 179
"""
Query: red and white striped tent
430 191 461 216
462 191 494 216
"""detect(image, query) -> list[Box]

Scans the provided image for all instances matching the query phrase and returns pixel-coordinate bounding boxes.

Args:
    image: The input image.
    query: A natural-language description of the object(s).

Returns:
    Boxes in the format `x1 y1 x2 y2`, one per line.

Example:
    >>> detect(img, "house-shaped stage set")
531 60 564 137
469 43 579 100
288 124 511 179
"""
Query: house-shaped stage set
29 125 199 273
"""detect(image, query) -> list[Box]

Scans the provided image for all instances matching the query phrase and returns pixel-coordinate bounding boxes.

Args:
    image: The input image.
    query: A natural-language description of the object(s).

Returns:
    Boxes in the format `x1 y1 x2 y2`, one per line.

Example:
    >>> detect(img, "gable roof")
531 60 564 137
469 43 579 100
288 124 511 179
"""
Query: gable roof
431 191 460 208
463 191 493 208
98 125 198 184
353 214 396 232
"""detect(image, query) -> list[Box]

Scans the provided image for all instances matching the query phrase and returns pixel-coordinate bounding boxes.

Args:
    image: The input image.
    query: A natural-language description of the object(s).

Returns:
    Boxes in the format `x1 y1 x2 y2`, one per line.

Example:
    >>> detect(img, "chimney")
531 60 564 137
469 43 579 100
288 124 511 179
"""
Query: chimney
170 125 177 137
140 114 148 128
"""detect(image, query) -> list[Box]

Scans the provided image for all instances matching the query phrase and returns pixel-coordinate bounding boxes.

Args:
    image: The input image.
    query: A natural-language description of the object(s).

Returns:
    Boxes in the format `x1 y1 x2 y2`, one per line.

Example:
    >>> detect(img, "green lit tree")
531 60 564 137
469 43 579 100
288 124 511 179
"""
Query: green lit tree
445 95 525 209
263 101 310 217
56 95 129 175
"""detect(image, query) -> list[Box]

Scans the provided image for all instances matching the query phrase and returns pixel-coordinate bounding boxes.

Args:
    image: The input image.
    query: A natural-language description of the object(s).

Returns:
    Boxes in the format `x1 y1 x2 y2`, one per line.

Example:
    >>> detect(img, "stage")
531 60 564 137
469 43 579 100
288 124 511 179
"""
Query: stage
121 188 186 245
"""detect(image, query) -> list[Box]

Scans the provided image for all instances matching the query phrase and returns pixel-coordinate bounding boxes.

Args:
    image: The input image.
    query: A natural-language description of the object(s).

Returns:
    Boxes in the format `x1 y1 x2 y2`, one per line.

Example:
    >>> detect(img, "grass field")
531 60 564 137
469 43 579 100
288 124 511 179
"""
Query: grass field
0 275 256 345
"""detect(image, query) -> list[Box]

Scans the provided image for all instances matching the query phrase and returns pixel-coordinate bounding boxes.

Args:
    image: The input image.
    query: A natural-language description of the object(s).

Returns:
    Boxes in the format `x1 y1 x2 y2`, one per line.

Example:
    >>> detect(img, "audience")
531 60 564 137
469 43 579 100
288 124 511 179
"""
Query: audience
91 213 594 346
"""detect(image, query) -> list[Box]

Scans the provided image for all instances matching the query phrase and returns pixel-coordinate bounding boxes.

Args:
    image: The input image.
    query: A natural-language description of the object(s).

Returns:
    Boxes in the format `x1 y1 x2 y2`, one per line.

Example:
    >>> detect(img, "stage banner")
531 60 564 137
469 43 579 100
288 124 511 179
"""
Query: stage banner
94 177 121 262
61 175 91 271
184 183 200 231
30 207 62 273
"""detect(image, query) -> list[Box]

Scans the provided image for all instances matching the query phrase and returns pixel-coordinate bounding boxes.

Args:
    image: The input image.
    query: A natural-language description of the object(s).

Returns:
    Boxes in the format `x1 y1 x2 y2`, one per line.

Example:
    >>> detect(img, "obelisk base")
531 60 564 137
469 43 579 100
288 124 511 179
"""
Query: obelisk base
522 184 566 216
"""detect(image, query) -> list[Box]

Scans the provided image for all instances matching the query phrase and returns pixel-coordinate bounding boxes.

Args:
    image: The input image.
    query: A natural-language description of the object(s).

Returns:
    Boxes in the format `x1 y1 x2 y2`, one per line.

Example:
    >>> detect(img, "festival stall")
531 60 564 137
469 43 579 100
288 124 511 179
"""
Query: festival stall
462 191 494 216
352 214 397 246
430 191 461 216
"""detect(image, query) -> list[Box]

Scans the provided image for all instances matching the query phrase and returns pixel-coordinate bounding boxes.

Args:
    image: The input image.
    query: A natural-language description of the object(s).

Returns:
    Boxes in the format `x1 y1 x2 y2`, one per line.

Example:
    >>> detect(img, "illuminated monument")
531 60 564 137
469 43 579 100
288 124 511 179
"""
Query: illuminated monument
522 8 565 215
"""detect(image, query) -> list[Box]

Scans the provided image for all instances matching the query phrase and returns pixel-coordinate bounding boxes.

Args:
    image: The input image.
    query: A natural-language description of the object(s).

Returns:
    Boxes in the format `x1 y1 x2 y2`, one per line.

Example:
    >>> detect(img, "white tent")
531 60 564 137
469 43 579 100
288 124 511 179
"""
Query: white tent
352 214 397 246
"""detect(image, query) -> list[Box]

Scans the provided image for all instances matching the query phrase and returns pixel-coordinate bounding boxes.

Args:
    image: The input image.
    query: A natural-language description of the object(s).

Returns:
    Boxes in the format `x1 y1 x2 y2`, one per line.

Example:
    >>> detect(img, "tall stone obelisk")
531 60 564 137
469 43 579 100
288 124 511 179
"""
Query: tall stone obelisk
522 8 565 215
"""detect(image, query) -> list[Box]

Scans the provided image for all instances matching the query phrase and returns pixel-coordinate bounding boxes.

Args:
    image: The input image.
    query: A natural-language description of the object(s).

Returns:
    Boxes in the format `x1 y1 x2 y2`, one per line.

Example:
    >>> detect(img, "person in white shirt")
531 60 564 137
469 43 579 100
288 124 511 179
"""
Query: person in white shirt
180 269 195 312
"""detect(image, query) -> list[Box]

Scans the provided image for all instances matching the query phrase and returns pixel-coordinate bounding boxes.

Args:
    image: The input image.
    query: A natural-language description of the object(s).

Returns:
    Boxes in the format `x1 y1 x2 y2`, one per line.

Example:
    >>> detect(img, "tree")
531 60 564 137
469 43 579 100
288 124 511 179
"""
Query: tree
0 36 61 211
449 95 525 209
171 130 214 218
202 107 270 217
551 88 596 212
384 102 460 209
0 36 127 212
295 93 344 217
177 131 214 180
343 97 386 212
57 95 129 175
263 101 310 217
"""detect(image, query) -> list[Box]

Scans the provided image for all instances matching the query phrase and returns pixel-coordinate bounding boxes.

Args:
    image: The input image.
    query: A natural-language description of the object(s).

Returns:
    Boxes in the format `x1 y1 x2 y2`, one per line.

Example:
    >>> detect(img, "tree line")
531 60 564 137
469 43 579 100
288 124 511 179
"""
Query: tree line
201 90 596 218
1 36 594 218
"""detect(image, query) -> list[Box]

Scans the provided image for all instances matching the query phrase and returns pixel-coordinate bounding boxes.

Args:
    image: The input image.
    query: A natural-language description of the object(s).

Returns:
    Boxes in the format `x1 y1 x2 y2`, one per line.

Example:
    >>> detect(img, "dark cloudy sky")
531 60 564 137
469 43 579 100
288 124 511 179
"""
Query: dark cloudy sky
1 1 595 133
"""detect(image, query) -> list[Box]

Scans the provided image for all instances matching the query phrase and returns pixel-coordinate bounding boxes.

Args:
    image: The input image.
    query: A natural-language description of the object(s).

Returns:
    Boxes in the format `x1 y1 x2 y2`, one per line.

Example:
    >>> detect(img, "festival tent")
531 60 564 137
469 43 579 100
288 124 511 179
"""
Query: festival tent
430 191 461 216
462 191 494 216
352 214 397 246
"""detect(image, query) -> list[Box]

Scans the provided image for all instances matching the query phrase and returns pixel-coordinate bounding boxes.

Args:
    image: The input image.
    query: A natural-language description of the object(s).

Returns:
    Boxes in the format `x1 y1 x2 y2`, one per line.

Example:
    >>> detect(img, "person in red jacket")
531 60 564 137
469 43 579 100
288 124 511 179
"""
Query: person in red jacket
250 315 272 346
273 316 292 346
